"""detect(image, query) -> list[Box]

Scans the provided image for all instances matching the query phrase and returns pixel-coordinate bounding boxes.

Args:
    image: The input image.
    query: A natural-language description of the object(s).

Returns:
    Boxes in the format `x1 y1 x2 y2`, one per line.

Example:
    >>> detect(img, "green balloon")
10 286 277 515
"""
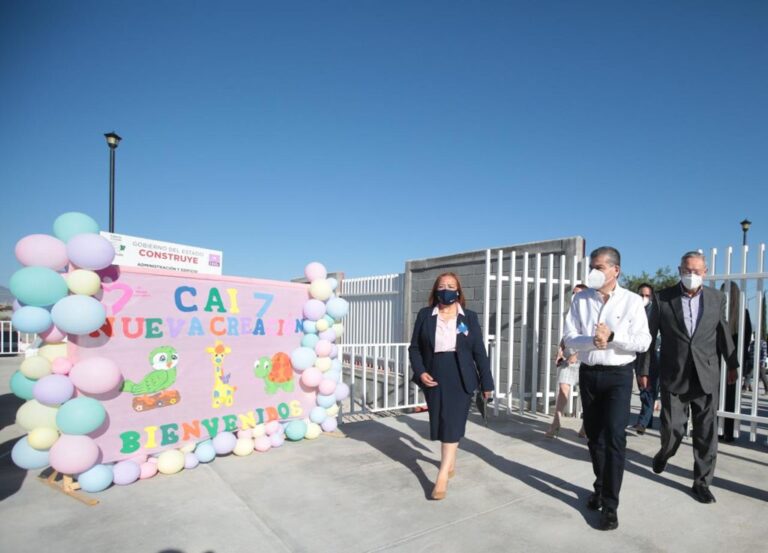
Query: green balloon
10 371 36 400
285 420 307 441
56 397 106 435
53 212 100 243
9 267 69 307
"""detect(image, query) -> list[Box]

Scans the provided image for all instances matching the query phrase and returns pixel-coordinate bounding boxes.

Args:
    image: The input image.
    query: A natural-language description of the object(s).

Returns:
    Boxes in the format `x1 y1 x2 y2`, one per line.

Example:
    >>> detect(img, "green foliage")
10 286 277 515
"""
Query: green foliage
621 266 679 293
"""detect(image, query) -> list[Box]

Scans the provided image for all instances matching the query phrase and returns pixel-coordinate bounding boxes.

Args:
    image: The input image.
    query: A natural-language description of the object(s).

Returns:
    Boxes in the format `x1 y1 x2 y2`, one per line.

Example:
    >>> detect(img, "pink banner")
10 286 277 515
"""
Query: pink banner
69 267 313 463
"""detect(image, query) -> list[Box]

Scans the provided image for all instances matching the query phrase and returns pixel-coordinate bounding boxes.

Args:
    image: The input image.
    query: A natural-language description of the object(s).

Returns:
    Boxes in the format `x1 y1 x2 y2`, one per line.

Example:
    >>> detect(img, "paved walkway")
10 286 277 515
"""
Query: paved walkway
1 356 766 553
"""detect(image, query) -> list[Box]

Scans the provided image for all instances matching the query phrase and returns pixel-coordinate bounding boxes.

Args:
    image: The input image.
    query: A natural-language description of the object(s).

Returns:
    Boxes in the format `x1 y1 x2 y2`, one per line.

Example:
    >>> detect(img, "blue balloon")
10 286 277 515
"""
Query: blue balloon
309 406 328 424
11 437 50 470
77 463 114 493
12 306 52 334
56 397 106 435
317 394 337 409
195 441 216 463
301 334 320 349
290 347 316 371
9 267 69 307
323 314 335 325
327 277 338 291
326 297 349 320
284 420 307 441
10 371 36 400
53 212 100 243
324 368 341 382
302 320 317 334
51 295 106 335
331 358 342 372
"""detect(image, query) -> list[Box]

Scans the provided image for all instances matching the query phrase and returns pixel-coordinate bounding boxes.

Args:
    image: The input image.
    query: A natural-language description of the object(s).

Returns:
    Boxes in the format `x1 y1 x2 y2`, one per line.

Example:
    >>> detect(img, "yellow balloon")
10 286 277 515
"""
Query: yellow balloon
309 280 333 301
326 404 340 417
316 357 332 372
39 343 68 362
179 442 196 454
304 422 322 440
28 427 59 450
67 269 101 296
16 400 59 431
315 319 330 332
252 424 266 438
157 450 185 475
332 323 344 337
20 356 52 380
233 438 255 456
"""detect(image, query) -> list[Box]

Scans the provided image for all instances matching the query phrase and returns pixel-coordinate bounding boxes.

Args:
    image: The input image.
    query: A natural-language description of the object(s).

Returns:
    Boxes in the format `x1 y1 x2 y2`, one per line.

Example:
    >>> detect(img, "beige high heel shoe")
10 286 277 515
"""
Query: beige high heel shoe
545 420 561 438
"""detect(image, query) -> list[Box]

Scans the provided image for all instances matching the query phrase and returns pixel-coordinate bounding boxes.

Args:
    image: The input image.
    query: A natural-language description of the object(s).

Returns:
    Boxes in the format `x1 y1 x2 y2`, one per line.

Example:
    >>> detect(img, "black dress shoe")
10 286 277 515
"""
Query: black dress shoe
587 492 603 510
652 451 666 474
691 484 716 504
600 509 619 531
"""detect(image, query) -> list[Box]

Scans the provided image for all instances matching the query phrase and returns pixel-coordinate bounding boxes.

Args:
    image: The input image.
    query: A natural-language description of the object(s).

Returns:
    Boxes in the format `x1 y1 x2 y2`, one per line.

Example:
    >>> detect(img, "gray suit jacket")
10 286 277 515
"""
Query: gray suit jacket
649 283 739 395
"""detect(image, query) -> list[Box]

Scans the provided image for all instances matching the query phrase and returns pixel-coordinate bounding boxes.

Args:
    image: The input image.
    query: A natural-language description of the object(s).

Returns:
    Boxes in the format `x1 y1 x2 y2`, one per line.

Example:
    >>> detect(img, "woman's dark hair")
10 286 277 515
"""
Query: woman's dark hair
428 272 466 308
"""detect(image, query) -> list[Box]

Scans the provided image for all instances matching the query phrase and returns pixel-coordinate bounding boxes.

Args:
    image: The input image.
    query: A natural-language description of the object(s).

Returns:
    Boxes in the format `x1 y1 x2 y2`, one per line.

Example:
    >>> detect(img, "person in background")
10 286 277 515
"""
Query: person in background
631 283 660 435
409 272 494 501
546 283 588 438
744 337 768 394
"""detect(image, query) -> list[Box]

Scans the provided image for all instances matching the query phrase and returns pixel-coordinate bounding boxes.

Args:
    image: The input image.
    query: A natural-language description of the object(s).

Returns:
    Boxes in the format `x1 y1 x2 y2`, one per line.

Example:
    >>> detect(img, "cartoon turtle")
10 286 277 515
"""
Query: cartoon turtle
254 352 294 394
123 345 179 396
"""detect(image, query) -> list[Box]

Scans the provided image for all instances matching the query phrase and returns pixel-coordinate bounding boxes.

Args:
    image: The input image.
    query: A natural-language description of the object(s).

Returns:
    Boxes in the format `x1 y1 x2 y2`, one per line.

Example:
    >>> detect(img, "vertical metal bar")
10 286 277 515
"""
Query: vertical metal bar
362 345 368 413
507 251 517 413
718 248 732 434
484 249 491 349
543 254 554 415
734 246 748 439
531 253 542 414
494 250 503 415
383 344 390 410
348 345 356 416
749 244 765 441
373 345 379 410
394 344 400 408
519 253 529 414
569 254 580 415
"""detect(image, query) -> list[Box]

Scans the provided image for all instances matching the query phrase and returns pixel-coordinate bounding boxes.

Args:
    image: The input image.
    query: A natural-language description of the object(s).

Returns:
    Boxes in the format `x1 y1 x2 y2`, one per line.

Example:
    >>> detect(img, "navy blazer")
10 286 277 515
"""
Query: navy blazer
408 306 494 394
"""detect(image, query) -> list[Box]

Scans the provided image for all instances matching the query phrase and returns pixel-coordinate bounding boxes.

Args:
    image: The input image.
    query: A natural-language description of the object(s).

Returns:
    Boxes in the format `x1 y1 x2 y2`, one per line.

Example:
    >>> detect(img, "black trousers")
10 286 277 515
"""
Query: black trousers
659 373 718 486
579 363 634 512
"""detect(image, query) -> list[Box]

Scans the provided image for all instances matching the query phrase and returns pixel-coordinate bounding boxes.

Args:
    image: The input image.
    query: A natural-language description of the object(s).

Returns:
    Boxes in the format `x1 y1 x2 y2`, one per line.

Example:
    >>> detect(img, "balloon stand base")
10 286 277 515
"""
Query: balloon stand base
39 470 99 506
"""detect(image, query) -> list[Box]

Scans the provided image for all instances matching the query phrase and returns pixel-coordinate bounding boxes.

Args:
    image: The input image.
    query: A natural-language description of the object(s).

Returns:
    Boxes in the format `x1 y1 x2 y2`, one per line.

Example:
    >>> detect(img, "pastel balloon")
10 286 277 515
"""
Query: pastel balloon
233 438 255 456
309 406 328 424
326 297 349 320
56 397 106 435
290 347 316 371
157 450 186 474
325 368 341 382
51 295 106 335
321 417 338 433
324 314 335 325
302 320 317 334
51 357 73 375
309 279 333 301
315 318 330 332
11 437 50 470
265 420 282 436
329 345 338 359
301 334 320 349
9 267 68 307
112 460 141 485
10 371 36 400
16 399 59 431
285 420 307 441
269 432 285 447
335 382 351 401
77 464 113 492
315 340 332 357
303 299 326 321
20 356 52 380
327 277 338 291
40 325 67 344
254 436 271 452
139 462 158 479
39 343 68 362
184 453 200 469
315 357 332 372
49 434 99 475
304 422 322 440
12 306 52 334
332 323 344 337
326 404 340 417
128 454 148 464
318 378 338 396
237 429 253 440
212 432 237 455
69 357 123 395
66 233 115 270
252 424 266 438
33 374 75 406
13 299 25 311
179 442 196 454
304 262 327 282
331 358 342 372
67 269 102 295
319 329 336 343
53 212 100 243
194 441 216 463
301 367 323 388
15 234 69 270
317 394 337 409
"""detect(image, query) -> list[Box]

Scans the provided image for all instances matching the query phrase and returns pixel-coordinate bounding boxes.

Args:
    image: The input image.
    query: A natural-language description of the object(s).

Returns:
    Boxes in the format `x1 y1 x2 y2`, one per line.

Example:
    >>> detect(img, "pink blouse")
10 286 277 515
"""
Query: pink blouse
433 304 465 352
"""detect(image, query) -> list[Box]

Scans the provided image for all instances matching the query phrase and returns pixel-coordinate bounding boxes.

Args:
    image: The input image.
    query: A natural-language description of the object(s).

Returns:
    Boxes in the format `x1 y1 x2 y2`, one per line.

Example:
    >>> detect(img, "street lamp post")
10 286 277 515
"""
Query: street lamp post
104 132 122 233
740 218 752 247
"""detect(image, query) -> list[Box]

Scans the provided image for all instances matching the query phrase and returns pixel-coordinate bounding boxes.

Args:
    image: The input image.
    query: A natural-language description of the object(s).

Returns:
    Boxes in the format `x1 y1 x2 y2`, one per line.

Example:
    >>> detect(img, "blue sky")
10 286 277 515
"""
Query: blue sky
1 1 766 287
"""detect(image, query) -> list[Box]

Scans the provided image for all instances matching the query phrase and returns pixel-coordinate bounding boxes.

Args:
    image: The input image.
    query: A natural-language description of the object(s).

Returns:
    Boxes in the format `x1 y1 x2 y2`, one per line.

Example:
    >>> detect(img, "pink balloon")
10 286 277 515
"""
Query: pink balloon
49 434 99 475
315 340 332 357
69 357 123 395
301 367 323 388
128 453 148 464
139 462 158 479
40 325 67 344
254 436 271 452
335 382 350 401
15 234 69 270
237 429 253 440
304 262 327 282
51 357 73 375
318 378 338 396
265 421 281 436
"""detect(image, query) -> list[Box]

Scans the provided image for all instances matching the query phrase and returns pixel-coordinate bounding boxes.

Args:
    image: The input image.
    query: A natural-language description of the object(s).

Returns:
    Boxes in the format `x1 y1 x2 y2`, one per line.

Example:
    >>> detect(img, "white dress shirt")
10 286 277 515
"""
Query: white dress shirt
563 284 651 367
432 304 465 352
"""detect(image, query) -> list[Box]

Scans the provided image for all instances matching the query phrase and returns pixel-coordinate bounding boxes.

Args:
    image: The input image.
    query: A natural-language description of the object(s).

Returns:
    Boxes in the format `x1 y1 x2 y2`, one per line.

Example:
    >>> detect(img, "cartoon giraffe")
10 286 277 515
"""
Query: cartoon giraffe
206 340 237 408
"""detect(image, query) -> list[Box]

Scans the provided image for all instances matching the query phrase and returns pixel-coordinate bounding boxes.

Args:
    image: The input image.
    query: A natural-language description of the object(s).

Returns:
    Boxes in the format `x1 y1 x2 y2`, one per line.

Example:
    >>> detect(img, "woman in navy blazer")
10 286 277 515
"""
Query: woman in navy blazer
409 272 494 500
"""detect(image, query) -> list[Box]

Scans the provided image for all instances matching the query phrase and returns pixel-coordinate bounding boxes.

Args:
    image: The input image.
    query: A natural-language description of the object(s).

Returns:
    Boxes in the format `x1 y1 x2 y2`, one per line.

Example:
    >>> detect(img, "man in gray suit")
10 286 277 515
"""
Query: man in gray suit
649 251 739 503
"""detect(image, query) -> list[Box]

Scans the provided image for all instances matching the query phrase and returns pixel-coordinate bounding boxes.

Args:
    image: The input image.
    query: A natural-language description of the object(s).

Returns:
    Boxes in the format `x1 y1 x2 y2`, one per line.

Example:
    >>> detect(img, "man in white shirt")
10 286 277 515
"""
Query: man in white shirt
564 246 651 531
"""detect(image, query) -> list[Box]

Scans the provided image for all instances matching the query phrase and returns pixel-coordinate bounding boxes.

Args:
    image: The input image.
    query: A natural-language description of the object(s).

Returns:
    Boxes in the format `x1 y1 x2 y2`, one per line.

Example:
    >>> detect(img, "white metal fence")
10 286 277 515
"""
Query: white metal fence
340 274 405 344
0 320 36 356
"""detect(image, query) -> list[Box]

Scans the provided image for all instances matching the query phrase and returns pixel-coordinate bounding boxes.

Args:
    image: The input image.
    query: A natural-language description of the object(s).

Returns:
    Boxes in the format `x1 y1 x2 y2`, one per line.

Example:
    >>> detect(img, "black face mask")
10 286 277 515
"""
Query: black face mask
436 289 459 305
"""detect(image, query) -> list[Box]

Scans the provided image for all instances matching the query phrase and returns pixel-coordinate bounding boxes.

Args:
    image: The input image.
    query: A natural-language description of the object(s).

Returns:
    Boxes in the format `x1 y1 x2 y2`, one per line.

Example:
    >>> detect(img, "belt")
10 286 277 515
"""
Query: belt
581 362 633 370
